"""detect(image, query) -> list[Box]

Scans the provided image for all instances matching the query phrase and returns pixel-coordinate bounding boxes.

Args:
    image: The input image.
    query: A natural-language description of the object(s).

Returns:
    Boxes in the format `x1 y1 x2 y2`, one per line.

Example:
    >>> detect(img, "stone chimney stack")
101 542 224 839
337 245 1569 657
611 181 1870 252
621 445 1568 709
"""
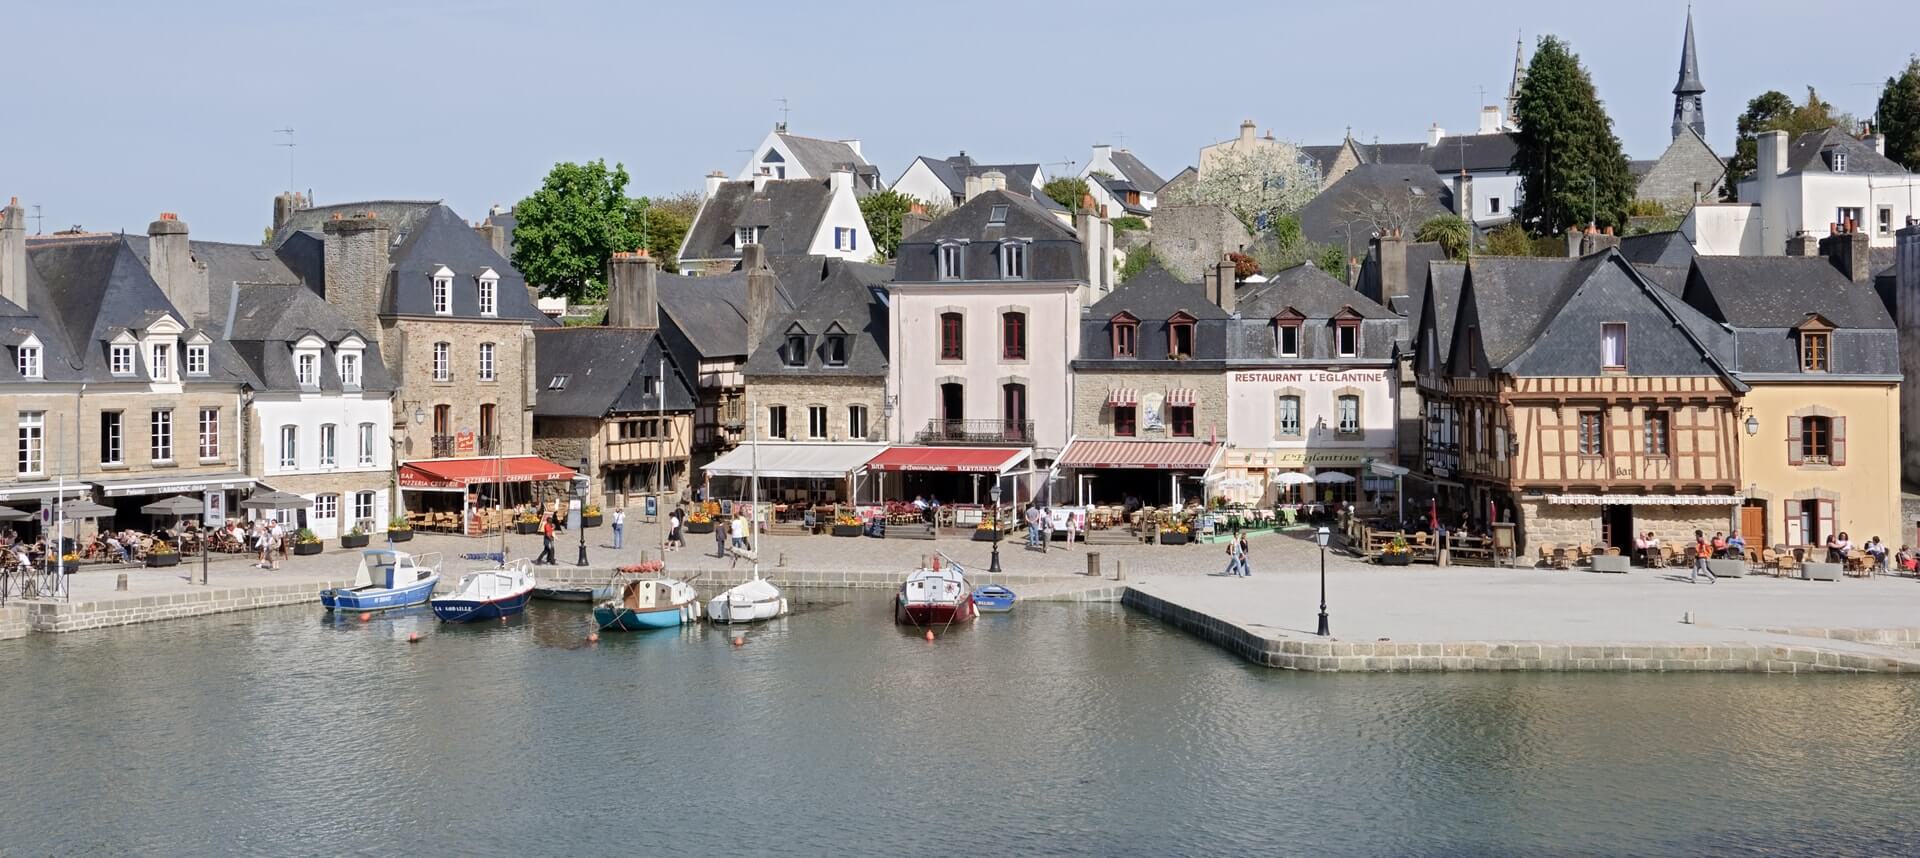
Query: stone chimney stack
1867 132 1886 156
147 213 209 324
981 170 1007 194
1374 230 1407 301
1450 174 1474 224
322 213 390 347
704 171 727 200
1819 224 1873 283
1208 253 1236 314
743 244 775 355
752 172 770 193
964 174 987 203
1238 119 1257 146
1785 231 1820 256
1478 106 1502 135
1074 194 1113 297
0 197 26 310
606 250 659 330
1757 130 1789 178
1427 123 1446 147
829 166 853 196
1565 227 1585 258
271 191 307 234
839 139 863 159
901 203 932 243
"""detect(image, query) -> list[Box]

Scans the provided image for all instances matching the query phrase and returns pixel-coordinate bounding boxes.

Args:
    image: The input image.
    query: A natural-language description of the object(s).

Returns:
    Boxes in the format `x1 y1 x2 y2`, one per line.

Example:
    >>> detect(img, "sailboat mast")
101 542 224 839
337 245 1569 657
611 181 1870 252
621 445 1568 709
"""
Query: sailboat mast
750 397 761 578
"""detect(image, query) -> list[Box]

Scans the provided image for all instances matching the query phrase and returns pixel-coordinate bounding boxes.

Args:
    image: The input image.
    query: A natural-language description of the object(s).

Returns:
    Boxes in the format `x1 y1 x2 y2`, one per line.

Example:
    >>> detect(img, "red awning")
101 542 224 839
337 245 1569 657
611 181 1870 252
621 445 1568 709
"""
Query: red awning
865 447 1029 474
1057 439 1219 470
399 456 576 489
1165 388 1197 407
1107 388 1136 406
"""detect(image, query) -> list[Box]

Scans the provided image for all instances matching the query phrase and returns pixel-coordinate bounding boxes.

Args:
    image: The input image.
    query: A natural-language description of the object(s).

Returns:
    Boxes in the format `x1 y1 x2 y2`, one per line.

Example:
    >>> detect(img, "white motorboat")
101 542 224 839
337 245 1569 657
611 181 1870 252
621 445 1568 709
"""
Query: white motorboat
708 576 788 624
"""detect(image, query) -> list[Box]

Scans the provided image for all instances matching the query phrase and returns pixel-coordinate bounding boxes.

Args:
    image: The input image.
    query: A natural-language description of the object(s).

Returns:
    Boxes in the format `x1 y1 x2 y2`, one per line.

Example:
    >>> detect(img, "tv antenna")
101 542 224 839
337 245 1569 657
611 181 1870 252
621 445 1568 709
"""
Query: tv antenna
775 97 790 130
30 205 44 235
272 127 296 189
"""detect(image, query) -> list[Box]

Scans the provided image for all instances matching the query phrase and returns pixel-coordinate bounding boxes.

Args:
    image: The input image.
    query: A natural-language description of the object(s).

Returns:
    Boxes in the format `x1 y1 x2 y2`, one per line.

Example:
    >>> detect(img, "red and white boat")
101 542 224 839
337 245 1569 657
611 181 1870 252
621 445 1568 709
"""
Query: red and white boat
895 556 977 625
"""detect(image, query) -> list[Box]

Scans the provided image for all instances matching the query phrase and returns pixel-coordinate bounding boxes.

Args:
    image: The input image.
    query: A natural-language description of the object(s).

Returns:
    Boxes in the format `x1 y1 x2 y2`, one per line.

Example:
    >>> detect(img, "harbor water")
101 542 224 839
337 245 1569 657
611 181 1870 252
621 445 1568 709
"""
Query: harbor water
3 591 1918 856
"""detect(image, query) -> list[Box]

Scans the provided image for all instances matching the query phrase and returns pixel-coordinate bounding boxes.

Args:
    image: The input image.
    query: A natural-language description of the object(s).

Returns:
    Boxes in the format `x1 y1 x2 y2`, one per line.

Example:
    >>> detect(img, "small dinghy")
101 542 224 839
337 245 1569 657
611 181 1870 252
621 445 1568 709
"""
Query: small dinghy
595 576 702 631
321 550 441 612
431 558 535 623
709 576 788 624
972 584 1017 613
531 584 595 602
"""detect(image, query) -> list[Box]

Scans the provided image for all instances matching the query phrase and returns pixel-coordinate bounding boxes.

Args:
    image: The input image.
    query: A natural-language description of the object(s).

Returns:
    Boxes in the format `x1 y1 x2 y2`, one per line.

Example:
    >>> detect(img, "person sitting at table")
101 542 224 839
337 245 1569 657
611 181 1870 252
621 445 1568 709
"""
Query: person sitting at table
1826 531 1852 564
1725 531 1746 559
1897 545 1918 575
1864 536 1888 570
1709 531 1728 558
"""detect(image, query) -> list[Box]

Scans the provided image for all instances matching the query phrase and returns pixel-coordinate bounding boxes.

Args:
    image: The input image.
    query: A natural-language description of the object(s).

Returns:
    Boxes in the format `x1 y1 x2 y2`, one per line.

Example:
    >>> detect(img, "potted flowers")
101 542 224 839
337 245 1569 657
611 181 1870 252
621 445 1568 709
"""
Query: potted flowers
341 525 371 549
832 513 865 538
293 528 323 556
684 505 715 534
1379 536 1412 566
515 512 541 535
386 515 414 543
145 541 180 567
1159 520 1192 546
973 520 1001 542
581 505 603 528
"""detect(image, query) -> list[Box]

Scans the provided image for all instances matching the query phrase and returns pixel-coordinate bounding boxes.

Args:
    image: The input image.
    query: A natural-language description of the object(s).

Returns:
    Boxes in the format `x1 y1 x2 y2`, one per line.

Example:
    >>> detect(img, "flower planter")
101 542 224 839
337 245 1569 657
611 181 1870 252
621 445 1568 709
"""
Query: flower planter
516 522 539 535
1706 558 1746 578
1590 555 1632 573
145 553 180 568
1802 562 1841 582
832 524 865 538
293 542 322 556
1377 552 1412 566
340 533 370 549
386 529 413 543
684 521 714 534
972 529 1002 542
1159 532 1189 546
581 515 603 528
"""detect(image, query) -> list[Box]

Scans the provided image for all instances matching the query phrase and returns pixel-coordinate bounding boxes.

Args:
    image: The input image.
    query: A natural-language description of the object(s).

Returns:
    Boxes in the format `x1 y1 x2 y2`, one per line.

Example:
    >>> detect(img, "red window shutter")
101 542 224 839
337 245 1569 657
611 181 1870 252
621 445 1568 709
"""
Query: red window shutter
1786 418 1803 466
1830 416 1847 466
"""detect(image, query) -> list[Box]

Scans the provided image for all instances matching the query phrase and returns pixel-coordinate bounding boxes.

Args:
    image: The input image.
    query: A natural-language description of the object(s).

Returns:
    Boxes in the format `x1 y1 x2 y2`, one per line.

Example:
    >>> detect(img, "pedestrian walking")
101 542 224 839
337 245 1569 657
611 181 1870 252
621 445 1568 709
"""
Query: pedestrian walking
667 504 684 551
729 511 749 570
1040 506 1053 553
611 507 625 549
535 514 556 565
1222 537 1243 577
714 511 728 558
1237 532 1252 576
1690 529 1715 584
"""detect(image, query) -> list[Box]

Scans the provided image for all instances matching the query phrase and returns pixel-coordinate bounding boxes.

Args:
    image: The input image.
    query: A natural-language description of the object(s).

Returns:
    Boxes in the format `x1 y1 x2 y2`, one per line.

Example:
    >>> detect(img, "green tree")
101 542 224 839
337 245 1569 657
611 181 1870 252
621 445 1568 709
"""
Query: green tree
1042 177 1090 210
1316 245 1347 276
1250 214 1343 275
512 160 640 302
626 197 691 273
1110 215 1148 234
1879 56 1920 172
1483 222 1534 256
856 190 917 260
1510 36 1635 234
1725 88 1859 200
1118 244 1161 283
1415 215 1472 259
1163 142 1320 231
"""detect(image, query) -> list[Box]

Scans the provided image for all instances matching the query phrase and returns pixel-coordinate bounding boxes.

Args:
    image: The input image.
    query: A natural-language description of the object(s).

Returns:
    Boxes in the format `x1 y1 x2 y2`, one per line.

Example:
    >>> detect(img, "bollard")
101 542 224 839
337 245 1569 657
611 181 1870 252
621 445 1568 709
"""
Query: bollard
1112 559 1126 582
778 551 787 568
116 573 129 592
1086 552 1101 577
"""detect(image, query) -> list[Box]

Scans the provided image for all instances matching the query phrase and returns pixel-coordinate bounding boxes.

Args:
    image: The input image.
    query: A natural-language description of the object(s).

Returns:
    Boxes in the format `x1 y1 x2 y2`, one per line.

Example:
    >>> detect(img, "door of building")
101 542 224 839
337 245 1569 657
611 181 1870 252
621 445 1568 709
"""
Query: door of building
1739 501 1767 548
1602 504 1633 553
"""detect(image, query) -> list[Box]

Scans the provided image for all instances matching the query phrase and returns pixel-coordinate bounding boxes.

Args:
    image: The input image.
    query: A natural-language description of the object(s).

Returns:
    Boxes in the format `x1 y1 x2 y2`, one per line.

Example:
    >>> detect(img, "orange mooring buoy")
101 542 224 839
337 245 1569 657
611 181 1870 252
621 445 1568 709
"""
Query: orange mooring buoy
732 636 745 647
407 632 420 643
924 629 936 642
358 612 372 622
587 632 600 643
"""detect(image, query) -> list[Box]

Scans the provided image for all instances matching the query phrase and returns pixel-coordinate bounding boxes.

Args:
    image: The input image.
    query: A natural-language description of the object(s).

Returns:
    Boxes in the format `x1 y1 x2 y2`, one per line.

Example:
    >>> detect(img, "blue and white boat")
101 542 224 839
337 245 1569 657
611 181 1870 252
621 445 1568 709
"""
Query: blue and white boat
973 584 1017 613
321 550 442 612
594 576 702 631
431 558 536 623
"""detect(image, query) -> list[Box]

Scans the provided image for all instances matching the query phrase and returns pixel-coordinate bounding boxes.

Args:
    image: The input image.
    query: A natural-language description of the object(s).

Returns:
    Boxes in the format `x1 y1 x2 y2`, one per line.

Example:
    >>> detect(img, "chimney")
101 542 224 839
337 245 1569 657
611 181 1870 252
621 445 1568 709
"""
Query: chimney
0 197 25 309
1819 227 1873 283
1785 231 1820 257
1450 174 1474 224
1209 253 1236 314
839 139 863 159
963 174 987 202
1374 230 1407 301
322 213 390 347
606 250 658 329
1565 227 1584 258
1239 119 1257 146
271 191 308 234
981 170 1006 194
1867 133 1887 156
1588 225 1621 255
752 172 769 193
1427 123 1446 147
1757 130 1789 178
743 245 775 356
147 213 209 324
1478 106 1502 135
829 166 853 196
901 203 932 243
704 171 727 200
1092 143 1112 165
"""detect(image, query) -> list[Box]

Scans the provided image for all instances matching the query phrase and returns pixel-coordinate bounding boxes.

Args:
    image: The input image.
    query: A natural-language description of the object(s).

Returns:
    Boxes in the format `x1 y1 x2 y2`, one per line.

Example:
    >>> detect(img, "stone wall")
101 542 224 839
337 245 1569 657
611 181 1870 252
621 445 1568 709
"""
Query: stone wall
743 376 886 442
1073 369 1227 439
1517 497 1731 559
62 389 242 481
17 580 345 634
394 319 536 460
1139 205 1251 282
0 605 25 641
532 415 596 494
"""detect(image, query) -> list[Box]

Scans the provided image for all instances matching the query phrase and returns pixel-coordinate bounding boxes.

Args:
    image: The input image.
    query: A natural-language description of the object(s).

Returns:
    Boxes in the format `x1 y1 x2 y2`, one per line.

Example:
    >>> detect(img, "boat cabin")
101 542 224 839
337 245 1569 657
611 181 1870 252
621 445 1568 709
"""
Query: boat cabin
620 579 682 611
354 550 440 590
903 567 967 605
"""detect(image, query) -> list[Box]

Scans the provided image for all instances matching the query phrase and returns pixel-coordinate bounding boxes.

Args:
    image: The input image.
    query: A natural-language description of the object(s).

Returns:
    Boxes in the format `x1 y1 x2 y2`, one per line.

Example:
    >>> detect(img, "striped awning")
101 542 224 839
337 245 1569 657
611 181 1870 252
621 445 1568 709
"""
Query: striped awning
1165 388 1197 407
1057 439 1220 471
1107 388 1137 406
1545 494 1743 506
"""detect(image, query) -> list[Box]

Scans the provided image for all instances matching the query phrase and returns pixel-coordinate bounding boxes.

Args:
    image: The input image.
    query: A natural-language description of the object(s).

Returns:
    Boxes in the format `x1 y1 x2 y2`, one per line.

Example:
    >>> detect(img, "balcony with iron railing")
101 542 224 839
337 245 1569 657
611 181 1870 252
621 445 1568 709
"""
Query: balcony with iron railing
915 419 1034 446
431 434 455 458
477 435 501 456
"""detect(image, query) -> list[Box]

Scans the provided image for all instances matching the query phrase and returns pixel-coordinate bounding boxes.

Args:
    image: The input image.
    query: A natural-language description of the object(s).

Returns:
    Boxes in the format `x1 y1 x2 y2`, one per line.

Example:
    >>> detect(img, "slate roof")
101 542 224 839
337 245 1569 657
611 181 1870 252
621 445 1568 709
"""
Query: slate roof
1414 261 1465 370
1783 128 1907 175
681 178 834 263
1355 240 1447 311
1094 175 1152 216
910 155 1042 199
776 132 876 179
226 284 396 393
1228 263 1400 364
1680 256 1897 377
894 190 1084 284
532 327 696 418
1078 265 1230 363
1632 263 1689 297
0 265 82 383
1300 144 1347 175
1618 231 1696 268
1239 263 1395 320
385 205 547 322
743 258 891 378
655 270 795 360
1106 150 1166 191
1428 133 1518 174
271 200 441 245
1296 164 1454 247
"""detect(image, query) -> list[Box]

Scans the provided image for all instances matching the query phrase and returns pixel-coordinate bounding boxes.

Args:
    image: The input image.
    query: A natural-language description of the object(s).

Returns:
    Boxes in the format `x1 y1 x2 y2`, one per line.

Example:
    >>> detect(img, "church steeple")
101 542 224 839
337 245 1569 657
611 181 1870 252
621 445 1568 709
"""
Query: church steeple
1671 7 1706 140
1505 33 1527 130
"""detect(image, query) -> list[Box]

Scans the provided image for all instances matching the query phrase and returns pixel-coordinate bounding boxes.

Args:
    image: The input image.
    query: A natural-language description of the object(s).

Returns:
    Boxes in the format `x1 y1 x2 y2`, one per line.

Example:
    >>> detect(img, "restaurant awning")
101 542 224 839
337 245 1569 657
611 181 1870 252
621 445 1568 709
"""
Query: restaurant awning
1107 388 1137 406
399 456 576 490
0 482 95 504
703 443 885 480
94 472 257 498
1057 439 1220 471
865 446 1030 474
1545 494 1743 506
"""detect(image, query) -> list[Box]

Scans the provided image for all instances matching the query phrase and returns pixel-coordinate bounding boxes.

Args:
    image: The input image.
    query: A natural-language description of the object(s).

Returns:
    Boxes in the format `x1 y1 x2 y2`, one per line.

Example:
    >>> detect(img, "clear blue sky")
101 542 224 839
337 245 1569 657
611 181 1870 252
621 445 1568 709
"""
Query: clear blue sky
9 0 1912 242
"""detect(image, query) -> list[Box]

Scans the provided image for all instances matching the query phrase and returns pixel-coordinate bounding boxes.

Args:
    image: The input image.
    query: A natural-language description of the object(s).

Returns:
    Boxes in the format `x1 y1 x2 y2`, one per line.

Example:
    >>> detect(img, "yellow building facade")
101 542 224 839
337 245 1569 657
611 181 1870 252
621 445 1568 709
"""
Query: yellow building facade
1737 382 1902 551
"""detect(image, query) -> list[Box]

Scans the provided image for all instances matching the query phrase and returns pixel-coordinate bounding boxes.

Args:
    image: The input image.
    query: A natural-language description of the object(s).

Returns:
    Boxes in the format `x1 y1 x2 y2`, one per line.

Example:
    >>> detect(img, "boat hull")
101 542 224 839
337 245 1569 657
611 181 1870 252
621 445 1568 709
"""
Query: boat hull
973 585 1017 613
431 590 533 623
709 595 787 624
595 602 700 631
532 586 595 602
320 575 439 612
895 596 977 625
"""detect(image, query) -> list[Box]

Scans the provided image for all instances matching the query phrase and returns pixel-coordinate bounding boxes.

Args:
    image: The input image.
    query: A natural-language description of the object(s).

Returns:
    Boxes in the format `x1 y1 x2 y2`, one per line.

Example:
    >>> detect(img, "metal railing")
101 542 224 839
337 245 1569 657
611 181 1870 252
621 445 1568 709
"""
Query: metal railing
915 419 1035 445
477 435 502 456
431 435 455 458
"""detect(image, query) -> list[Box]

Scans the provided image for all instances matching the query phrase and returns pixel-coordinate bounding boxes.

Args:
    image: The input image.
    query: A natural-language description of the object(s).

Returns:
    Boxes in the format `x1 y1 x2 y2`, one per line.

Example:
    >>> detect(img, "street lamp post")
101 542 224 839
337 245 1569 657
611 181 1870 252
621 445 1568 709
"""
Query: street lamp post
575 457 590 567
988 484 1003 574
1315 525 1332 636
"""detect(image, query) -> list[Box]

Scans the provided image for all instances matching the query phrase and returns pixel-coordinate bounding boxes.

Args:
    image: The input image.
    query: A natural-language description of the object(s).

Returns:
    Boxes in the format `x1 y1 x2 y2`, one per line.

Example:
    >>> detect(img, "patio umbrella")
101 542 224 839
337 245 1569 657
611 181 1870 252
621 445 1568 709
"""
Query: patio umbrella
0 506 30 522
1274 472 1316 486
239 490 312 510
140 495 205 517
58 500 116 519
1314 471 1356 484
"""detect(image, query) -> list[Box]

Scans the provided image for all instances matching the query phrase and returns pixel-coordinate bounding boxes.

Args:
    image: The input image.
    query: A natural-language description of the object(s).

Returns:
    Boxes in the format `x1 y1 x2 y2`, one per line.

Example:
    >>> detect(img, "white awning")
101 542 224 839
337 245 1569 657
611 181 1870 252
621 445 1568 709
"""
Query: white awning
702 443 885 480
1545 494 1743 506
0 483 93 504
1369 462 1410 478
94 472 258 498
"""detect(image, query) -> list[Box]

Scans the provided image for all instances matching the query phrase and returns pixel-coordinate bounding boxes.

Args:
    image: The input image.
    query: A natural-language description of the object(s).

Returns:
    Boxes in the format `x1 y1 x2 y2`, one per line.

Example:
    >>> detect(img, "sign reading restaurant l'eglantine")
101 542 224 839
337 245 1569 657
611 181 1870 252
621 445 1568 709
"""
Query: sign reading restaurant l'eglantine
1232 371 1388 384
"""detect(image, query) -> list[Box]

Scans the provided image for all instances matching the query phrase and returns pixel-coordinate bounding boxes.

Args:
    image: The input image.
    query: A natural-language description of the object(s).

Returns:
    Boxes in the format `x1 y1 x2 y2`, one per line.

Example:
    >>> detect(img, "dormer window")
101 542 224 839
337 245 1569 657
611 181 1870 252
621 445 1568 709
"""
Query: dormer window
149 342 172 381
17 337 40 379
477 268 498 317
938 242 964 280
295 352 318 387
999 241 1027 280
1273 312 1303 357
338 351 361 388
1167 312 1196 360
988 205 1008 225
1111 313 1138 358
110 343 135 376
1601 322 1627 369
186 343 208 376
736 226 763 247
432 265 453 315
1336 321 1359 357
785 332 808 367
1800 330 1831 372
1830 149 1847 173
824 333 847 367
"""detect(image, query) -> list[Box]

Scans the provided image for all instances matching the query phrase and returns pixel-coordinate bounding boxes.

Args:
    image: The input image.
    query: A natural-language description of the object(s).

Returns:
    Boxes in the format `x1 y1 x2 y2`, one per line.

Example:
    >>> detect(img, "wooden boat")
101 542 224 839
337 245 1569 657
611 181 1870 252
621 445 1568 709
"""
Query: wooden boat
972 584 1017 613
431 559 536 623
895 557 976 625
594 577 702 631
320 550 441 612
709 576 788 624
531 584 595 602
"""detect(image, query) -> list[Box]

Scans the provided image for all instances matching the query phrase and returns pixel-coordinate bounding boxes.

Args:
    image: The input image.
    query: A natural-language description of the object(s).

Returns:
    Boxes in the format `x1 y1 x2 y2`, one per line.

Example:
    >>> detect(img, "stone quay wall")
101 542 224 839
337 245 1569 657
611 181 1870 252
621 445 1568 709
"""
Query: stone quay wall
1121 587 1920 673
534 565 1124 602
17 580 347 634
0 605 26 640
